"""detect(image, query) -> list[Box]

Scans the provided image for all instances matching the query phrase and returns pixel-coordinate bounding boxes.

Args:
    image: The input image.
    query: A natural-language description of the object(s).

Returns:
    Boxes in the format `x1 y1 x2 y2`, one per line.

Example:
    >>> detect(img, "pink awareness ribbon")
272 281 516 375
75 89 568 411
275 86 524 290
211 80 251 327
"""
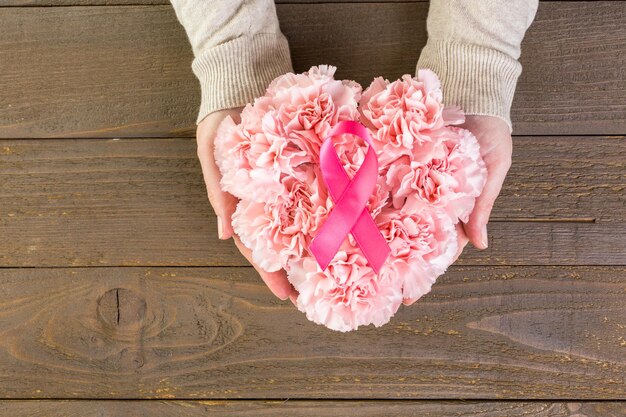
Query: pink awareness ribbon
309 120 391 274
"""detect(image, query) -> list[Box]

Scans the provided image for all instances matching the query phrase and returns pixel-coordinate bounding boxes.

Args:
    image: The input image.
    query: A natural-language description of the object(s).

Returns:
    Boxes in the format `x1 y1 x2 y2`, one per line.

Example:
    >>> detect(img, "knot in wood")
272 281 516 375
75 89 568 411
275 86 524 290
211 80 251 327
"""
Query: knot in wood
97 288 146 327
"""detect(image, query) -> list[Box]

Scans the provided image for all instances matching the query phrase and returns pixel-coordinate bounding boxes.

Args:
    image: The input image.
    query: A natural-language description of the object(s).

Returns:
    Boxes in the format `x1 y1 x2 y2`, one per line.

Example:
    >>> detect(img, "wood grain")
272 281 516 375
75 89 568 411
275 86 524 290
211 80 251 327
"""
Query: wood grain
2 0 168 4
0 0 608 6
0 266 623 399
0 400 624 417
1 137 624 267
0 2 624 138
0 6 197 138
4 0 168 4
514 2 626 134
0 0 624 410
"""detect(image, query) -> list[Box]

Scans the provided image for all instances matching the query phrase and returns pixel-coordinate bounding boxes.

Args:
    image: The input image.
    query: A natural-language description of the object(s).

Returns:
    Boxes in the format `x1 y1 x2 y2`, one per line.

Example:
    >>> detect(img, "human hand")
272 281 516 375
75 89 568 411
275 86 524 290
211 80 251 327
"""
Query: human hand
459 115 512 250
402 115 511 306
196 109 297 302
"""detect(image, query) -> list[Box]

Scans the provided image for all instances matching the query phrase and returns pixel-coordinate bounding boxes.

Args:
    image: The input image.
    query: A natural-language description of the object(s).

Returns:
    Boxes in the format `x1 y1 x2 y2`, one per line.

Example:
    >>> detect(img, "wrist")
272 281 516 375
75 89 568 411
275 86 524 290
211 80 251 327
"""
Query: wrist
417 40 522 133
192 34 293 124
197 107 244 137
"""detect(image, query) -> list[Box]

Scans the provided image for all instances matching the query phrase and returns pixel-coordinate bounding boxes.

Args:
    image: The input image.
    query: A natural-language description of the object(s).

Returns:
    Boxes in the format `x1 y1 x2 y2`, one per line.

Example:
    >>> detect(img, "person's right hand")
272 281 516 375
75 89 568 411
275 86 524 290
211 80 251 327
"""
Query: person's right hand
196 108 297 303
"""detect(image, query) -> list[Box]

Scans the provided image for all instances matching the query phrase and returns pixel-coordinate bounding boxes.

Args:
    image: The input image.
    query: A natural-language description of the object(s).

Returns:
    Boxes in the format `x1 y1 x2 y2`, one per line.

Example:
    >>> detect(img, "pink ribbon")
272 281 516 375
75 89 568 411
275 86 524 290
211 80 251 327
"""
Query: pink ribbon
309 120 391 274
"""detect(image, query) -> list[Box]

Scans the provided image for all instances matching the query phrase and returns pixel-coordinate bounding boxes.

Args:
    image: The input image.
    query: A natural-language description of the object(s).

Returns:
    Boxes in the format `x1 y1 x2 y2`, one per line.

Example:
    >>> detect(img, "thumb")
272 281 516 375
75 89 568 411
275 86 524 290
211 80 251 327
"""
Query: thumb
463 157 510 249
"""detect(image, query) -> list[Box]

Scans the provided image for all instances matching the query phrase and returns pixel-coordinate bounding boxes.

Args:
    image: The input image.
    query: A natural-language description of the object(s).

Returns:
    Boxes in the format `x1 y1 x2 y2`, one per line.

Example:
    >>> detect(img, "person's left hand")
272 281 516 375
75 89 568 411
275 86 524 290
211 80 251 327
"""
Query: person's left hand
403 114 512 305
196 108 297 303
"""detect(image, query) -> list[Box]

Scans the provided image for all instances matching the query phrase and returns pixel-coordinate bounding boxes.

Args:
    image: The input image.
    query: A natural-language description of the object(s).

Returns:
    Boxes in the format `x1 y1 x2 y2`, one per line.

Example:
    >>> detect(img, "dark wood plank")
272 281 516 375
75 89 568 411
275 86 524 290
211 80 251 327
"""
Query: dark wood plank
514 2 626 134
0 3 624 138
3 0 167 4
0 6 197 138
1 136 624 267
0 0 431 6
0 400 624 416
0 0 610 6
5 0 167 4
0 266 623 398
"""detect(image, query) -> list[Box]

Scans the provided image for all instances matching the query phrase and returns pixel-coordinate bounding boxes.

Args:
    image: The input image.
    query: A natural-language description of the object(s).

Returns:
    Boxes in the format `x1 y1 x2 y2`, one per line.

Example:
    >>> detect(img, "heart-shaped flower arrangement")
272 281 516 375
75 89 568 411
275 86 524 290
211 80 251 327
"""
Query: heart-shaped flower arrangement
215 65 487 331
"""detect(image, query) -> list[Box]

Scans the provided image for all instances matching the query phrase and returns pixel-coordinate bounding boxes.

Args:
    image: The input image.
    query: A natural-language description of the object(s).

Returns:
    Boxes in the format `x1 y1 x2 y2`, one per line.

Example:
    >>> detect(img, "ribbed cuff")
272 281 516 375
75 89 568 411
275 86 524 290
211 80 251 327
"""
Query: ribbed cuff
192 33 293 124
417 40 522 132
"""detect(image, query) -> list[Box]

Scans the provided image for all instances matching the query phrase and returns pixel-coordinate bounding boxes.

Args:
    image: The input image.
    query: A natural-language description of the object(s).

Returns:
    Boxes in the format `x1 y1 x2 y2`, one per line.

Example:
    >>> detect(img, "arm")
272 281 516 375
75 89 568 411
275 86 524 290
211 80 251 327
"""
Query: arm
417 0 539 131
170 0 296 301
416 0 538 252
170 0 293 123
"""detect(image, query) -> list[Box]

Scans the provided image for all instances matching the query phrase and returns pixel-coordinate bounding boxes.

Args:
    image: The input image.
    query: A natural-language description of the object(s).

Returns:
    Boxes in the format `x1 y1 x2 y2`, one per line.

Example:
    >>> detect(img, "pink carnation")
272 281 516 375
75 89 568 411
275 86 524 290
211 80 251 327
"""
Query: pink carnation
214 114 285 202
232 169 331 272
358 69 449 166
331 131 392 217
376 205 457 300
215 65 361 202
287 248 403 332
261 64 361 162
214 66 487 332
385 126 487 223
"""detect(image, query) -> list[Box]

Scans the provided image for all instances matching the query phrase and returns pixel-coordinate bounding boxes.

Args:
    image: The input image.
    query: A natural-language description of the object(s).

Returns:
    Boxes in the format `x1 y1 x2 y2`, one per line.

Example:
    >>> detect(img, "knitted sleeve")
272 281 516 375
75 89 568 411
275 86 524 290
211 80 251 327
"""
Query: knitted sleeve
170 0 294 123
417 0 539 131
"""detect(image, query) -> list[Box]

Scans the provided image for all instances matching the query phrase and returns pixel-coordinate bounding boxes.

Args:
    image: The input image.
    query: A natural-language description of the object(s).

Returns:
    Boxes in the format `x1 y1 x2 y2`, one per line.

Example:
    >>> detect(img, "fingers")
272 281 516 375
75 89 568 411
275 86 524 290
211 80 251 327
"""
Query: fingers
462 156 511 250
460 115 512 251
196 109 242 240
233 235 297 301
453 222 469 262
289 293 298 307
403 224 468 306
196 109 297 304
402 296 419 306
196 137 237 240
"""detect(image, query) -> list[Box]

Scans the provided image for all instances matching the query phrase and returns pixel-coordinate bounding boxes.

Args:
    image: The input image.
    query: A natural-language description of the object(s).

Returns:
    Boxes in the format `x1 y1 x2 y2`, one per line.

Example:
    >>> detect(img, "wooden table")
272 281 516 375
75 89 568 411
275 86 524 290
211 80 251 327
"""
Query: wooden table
1 1 625 415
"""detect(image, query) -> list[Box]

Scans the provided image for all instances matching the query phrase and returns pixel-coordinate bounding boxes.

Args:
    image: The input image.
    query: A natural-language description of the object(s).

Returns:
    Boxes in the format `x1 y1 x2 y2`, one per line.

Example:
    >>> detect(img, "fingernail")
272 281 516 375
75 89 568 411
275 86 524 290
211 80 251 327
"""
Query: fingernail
481 224 488 249
403 297 417 306
217 216 224 239
289 293 298 306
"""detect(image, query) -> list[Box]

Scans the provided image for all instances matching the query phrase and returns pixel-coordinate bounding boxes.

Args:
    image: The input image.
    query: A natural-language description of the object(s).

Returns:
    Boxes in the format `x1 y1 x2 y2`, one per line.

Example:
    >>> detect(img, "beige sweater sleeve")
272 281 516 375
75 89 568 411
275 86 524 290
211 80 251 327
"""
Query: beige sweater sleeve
170 0 293 123
417 0 539 132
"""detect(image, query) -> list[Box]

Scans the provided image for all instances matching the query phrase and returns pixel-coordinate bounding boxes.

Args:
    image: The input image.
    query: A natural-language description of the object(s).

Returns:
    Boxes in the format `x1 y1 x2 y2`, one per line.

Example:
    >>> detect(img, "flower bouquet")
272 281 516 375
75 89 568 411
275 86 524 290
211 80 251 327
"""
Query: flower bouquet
215 66 487 332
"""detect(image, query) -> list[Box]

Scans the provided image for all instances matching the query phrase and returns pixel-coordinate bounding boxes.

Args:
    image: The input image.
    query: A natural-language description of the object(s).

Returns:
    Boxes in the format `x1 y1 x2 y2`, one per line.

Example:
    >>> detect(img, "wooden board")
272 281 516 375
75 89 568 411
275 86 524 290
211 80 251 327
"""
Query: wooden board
514 2 626 134
1 137 624 267
0 0 624 409
0 266 623 399
0 0 608 6
3 0 168 4
0 6 197 138
0 400 623 416
5 1 168 4
0 3 624 138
